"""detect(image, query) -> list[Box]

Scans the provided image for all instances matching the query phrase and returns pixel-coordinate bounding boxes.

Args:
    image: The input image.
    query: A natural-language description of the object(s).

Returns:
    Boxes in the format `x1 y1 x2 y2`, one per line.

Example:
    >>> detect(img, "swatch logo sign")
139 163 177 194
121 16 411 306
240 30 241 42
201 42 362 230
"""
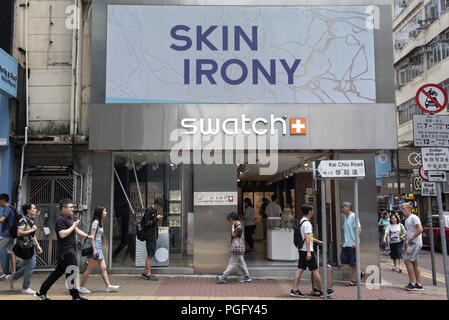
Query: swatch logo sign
194 192 238 206
181 115 307 136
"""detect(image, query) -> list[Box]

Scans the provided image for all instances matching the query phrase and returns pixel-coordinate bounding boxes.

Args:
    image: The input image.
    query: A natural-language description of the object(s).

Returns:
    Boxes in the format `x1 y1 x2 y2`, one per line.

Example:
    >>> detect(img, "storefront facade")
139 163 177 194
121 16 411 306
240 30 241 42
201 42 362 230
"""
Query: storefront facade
89 0 397 276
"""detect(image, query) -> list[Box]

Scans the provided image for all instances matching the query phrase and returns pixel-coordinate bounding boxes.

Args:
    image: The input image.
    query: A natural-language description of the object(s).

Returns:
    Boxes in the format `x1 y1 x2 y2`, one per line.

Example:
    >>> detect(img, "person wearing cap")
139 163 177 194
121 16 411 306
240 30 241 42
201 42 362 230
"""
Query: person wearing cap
141 198 165 281
340 201 363 286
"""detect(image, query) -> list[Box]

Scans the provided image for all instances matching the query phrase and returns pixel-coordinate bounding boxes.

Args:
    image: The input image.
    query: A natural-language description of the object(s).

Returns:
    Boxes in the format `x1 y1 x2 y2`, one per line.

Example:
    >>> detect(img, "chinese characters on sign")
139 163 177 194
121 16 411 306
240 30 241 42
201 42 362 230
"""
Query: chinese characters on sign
313 160 366 179
421 147 449 171
413 115 449 147
421 182 437 196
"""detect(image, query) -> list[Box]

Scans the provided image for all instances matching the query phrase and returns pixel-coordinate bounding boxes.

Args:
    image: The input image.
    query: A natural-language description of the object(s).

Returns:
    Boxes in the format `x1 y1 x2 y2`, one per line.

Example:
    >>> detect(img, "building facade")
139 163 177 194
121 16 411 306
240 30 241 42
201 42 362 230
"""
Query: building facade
7 0 397 279
392 0 449 217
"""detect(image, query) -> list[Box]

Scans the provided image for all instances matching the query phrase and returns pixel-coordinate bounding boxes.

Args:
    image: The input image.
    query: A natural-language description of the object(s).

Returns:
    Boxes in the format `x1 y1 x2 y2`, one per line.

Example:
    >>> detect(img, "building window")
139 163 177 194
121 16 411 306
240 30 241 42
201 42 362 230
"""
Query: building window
442 0 449 13
395 53 424 87
426 31 449 69
397 98 425 125
426 0 441 21
394 0 413 17
440 78 449 110
395 12 423 51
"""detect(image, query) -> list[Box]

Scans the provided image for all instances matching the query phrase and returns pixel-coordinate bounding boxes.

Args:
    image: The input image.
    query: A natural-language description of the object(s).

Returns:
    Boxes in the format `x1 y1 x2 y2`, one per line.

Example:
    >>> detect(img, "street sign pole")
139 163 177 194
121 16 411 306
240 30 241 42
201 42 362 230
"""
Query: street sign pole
436 182 449 300
427 196 437 285
354 179 362 300
321 179 328 300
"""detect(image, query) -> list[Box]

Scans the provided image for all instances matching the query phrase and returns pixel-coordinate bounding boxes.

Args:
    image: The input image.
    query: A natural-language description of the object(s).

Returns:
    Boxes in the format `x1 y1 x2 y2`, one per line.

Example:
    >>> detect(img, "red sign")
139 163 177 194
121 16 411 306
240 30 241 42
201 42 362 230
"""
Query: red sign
415 83 448 114
419 165 428 182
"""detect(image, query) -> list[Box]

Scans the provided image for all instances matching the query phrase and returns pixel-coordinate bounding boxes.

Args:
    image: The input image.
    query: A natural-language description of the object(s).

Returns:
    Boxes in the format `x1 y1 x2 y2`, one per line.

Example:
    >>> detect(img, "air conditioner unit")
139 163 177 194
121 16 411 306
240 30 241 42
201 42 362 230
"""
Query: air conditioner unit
409 30 419 38
395 41 405 50
420 46 431 54
399 0 408 8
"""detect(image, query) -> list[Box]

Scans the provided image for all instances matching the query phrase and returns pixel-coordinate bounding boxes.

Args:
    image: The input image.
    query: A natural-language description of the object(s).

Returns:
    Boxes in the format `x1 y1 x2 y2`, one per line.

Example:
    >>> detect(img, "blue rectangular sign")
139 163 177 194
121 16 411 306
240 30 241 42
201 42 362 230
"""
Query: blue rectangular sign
0 48 18 99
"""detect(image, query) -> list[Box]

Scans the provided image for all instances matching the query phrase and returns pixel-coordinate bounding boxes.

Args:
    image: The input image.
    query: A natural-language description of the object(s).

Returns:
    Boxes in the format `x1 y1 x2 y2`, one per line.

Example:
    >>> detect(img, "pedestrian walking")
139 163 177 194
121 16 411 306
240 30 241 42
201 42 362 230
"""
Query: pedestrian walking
340 201 364 287
383 213 406 273
378 211 390 252
242 198 256 254
5 202 43 294
290 204 335 298
141 198 164 281
0 193 17 278
402 203 424 291
79 206 120 294
217 212 252 283
34 199 94 300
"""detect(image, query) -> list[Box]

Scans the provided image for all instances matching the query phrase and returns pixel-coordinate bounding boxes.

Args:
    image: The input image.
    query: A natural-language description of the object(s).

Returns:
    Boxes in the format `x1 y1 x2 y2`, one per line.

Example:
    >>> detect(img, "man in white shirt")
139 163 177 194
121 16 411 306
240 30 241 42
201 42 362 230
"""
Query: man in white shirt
402 202 424 291
290 204 335 298
265 194 282 217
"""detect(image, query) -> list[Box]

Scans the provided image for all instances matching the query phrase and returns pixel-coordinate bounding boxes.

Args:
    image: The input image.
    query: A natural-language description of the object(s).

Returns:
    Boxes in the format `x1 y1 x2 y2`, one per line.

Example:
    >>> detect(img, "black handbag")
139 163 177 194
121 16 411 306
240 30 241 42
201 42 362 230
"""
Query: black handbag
13 238 34 260
81 226 99 257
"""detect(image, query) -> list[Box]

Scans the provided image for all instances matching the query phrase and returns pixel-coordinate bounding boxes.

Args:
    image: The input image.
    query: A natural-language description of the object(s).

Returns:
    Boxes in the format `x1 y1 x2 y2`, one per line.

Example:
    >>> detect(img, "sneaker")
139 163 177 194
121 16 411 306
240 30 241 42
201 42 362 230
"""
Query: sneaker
414 283 424 291
21 288 36 295
106 285 120 292
405 283 416 291
34 291 50 300
238 276 252 283
78 287 91 294
321 288 335 297
217 275 227 283
6 274 16 289
290 290 305 298
0 272 6 280
72 295 88 300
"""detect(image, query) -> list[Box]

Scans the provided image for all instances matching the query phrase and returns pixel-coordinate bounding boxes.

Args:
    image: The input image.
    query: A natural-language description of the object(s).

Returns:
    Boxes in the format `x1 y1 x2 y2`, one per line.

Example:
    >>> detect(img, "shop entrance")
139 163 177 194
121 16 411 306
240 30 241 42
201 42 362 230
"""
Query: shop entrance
112 152 193 269
237 152 340 269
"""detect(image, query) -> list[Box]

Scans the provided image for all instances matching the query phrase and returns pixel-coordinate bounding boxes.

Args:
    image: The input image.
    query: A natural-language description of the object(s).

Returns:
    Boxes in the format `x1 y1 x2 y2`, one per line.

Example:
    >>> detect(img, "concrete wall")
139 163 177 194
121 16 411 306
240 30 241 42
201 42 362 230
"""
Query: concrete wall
12 0 91 136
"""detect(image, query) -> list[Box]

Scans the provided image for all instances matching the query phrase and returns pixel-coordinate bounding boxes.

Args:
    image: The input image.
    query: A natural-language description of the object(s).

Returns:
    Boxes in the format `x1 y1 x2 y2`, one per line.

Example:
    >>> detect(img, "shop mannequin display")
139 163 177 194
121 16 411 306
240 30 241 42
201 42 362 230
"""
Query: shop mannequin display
280 207 295 230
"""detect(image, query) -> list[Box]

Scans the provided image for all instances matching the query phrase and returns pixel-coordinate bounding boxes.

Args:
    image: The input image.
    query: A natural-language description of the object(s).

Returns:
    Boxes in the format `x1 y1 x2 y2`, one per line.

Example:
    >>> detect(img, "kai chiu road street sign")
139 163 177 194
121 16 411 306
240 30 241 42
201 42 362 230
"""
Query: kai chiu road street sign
313 160 366 179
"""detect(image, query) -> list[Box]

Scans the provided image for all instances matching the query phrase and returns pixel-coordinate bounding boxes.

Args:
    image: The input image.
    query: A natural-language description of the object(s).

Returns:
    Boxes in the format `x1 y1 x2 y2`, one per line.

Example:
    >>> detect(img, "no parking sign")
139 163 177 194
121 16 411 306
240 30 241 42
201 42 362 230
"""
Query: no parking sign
415 83 448 114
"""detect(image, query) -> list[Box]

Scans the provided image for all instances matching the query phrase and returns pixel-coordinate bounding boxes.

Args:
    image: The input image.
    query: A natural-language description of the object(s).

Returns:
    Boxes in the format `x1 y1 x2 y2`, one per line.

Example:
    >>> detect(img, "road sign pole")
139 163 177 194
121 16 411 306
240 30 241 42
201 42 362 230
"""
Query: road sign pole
427 196 437 285
321 179 328 300
354 179 362 300
436 183 449 300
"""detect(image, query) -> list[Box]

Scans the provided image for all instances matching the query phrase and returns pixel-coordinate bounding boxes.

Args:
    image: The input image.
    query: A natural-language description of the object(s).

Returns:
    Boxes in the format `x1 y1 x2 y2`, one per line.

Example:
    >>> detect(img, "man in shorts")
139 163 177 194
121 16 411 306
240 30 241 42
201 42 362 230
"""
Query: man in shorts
290 204 335 298
141 198 164 281
0 194 17 278
402 202 424 291
340 201 362 286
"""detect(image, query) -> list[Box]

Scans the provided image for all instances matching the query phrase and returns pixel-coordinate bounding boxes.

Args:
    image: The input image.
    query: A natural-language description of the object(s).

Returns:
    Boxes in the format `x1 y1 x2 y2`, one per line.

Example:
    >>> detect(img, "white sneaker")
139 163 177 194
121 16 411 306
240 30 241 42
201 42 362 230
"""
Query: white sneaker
21 288 36 295
106 285 120 292
78 287 91 294
6 274 15 290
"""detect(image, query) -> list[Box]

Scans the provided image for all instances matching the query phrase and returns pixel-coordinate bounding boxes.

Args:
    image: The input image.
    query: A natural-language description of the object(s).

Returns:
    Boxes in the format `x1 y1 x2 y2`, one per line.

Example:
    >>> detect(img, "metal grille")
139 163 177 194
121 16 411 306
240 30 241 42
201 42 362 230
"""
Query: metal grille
29 178 52 204
54 178 73 203
28 176 74 268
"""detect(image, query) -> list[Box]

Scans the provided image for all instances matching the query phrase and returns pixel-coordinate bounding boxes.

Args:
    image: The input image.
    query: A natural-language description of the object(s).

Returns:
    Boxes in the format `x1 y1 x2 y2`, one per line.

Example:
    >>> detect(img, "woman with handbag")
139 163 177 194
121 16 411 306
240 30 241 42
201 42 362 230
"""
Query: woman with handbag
217 212 252 284
6 202 43 294
79 206 119 294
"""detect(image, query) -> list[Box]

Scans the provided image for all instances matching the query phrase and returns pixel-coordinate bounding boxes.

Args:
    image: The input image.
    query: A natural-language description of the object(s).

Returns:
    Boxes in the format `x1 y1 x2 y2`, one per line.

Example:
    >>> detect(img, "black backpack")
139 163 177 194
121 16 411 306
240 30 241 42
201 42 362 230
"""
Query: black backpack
136 216 148 241
3 205 22 239
293 219 308 248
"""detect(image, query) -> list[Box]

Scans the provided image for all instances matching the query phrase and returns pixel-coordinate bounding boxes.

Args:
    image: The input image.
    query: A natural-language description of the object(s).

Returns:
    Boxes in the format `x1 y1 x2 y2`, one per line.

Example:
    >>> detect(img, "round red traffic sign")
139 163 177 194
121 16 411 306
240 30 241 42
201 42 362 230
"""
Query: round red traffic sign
419 165 428 182
415 83 448 114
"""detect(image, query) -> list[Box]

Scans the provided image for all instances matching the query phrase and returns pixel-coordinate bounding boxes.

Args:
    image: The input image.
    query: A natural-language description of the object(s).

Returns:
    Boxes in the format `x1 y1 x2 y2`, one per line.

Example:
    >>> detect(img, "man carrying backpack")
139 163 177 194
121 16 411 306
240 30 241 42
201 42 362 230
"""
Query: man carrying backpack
290 204 335 298
140 198 164 281
0 194 17 278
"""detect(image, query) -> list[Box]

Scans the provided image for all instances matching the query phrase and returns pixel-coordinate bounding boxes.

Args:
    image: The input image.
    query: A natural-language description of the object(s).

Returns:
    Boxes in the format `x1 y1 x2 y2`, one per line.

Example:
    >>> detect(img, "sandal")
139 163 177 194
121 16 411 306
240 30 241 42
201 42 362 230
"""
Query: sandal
345 280 357 286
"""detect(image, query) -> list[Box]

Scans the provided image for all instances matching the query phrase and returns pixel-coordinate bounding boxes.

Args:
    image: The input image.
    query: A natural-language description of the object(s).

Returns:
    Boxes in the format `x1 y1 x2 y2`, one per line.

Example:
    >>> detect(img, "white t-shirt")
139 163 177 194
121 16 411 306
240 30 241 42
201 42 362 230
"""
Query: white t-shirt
405 214 422 245
385 223 405 244
265 202 282 218
299 217 314 252
91 219 103 242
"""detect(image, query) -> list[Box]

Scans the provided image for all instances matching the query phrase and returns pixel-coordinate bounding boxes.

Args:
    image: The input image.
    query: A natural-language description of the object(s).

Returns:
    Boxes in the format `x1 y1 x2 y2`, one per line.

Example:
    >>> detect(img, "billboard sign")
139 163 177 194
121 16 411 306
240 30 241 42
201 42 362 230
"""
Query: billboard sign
106 5 376 104
0 48 18 99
